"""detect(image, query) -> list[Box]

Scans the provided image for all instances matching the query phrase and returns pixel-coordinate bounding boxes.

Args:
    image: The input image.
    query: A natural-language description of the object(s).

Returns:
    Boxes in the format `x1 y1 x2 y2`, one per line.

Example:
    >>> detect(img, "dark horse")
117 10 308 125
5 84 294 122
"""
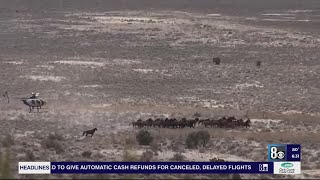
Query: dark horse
83 128 97 137
213 57 221 65
243 119 251 128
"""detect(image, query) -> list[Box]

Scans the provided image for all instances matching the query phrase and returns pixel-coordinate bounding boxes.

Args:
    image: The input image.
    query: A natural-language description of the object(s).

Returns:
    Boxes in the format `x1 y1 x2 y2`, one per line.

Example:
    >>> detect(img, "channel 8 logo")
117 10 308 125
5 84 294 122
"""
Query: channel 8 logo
268 144 286 161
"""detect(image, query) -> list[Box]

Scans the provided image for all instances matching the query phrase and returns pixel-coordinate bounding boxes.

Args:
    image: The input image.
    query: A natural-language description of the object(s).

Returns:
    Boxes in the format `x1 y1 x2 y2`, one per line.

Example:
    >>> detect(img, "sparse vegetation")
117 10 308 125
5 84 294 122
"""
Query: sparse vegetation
0 2 320 179
1 134 14 148
41 133 65 154
185 130 210 149
125 135 137 147
182 174 194 179
193 112 201 117
197 130 210 147
170 152 186 162
122 174 140 179
43 139 64 154
185 132 198 149
140 150 153 162
259 174 270 179
232 173 241 179
92 174 111 179
227 144 236 151
210 158 226 162
0 148 13 179
136 130 154 146
170 140 184 152
150 141 161 153
122 150 139 162
48 132 65 141
25 150 36 161
0 151 2 177
82 151 92 158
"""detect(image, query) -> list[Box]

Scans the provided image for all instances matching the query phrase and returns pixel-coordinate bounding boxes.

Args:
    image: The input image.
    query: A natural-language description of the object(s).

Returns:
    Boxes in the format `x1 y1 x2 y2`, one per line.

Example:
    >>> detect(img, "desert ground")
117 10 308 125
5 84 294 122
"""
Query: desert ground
0 0 320 179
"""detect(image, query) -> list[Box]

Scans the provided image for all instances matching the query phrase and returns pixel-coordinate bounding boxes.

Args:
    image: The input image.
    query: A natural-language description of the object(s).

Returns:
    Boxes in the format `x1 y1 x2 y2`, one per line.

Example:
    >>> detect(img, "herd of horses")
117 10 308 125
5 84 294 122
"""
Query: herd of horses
130 116 251 129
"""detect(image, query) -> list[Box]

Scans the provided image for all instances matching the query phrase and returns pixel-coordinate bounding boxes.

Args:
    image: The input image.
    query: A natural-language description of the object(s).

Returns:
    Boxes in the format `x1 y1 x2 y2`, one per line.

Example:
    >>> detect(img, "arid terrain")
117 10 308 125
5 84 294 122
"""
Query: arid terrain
0 0 320 179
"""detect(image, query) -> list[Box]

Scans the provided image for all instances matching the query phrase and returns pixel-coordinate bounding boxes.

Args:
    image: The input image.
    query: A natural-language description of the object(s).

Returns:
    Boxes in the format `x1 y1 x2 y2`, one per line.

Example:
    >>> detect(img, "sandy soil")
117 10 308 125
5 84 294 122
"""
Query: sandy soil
0 0 319 179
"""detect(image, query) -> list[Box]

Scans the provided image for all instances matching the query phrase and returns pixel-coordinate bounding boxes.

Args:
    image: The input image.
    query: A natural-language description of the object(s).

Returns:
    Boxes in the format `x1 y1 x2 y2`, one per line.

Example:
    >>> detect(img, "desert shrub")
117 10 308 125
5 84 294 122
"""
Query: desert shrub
171 140 184 152
22 142 28 147
302 164 311 170
263 128 271 132
136 130 153 146
92 151 106 159
198 147 206 153
185 132 198 149
150 141 160 153
309 155 317 163
219 174 230 178
122 174 139 179
1 134 14 148
25 150 36 161
71 174 93 179
197 130 210 147
193 112 201 117
125 135 136 147
170 153 186 162
162 141 168 147
42 134 64 154
182 174 194 179
140 150 153 162
71 174 79 179
91 174 111 179
0 151 2 177
232 173 241 179
46 140 64 154
0 149 13 179
256 60 262 67
304 173 310 178
48 132 65 141
82 151 92 158
18 114 25 120
122 150 139 162
227 144 236 151
185 130 210 149
209 158 225 162
259 174 270 179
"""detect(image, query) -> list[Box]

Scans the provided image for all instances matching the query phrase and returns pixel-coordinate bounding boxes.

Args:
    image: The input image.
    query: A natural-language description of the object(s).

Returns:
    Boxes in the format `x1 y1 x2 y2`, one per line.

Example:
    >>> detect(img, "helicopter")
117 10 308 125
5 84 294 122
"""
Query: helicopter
2 91 47 113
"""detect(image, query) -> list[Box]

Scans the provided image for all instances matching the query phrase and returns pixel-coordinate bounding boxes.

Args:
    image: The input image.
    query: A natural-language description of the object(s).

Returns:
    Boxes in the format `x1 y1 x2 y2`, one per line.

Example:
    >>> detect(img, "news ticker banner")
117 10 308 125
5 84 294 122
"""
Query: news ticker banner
18 161 301 175
268 144 301 162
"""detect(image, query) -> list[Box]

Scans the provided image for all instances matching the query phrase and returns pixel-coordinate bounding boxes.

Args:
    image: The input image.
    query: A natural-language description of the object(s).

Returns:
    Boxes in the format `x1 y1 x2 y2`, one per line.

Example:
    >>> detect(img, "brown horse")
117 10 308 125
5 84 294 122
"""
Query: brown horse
213 57 221 65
